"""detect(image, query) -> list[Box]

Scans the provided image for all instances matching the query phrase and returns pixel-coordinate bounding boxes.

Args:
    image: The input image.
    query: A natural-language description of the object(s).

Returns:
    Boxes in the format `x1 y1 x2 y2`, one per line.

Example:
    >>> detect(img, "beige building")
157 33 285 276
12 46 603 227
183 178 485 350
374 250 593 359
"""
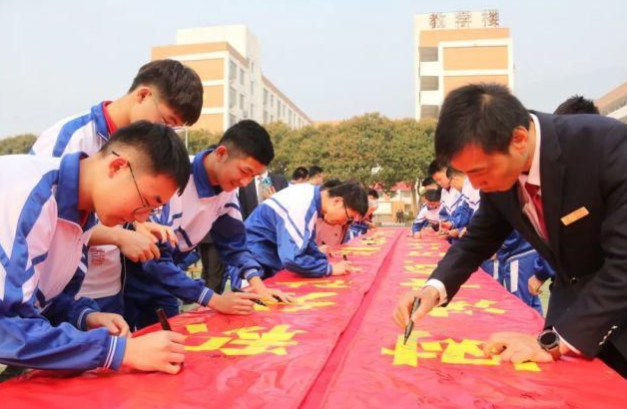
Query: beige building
413 10 514 120
152 25 312 132
596 80 627 123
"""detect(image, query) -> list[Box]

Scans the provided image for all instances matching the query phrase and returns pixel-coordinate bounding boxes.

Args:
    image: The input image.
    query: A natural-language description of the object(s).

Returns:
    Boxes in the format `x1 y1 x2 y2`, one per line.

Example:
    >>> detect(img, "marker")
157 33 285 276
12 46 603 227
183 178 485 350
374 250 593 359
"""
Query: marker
232 287 267 307
155 308 184 368
342 254 348 261
156 308 172 331
403 297 421 345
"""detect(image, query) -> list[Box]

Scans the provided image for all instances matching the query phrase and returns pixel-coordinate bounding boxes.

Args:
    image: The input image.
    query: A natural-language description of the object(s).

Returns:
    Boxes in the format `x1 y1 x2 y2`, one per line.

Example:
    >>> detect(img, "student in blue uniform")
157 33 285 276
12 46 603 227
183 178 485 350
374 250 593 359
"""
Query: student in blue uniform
345 189 379 242
411 188 442 238
123 120 293 330
31 59 204 315
0 121 191 374
428 160 461 223
441 167 480 242
245 181 368 279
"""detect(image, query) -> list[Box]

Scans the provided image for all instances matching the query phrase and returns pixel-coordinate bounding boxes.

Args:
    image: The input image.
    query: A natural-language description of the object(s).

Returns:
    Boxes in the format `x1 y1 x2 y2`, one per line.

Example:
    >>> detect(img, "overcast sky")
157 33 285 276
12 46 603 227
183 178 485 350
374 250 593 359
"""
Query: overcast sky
1 0 625 138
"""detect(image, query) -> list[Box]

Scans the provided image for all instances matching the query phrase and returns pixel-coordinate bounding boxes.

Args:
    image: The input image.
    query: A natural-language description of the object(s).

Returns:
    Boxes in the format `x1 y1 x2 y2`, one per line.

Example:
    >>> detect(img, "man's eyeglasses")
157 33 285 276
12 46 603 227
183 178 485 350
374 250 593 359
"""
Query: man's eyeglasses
111 150 154 216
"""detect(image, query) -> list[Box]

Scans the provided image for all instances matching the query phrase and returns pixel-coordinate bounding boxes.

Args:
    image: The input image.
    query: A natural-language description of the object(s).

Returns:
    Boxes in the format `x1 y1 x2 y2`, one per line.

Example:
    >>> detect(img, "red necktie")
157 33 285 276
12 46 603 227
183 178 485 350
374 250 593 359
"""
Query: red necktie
524 182 548 239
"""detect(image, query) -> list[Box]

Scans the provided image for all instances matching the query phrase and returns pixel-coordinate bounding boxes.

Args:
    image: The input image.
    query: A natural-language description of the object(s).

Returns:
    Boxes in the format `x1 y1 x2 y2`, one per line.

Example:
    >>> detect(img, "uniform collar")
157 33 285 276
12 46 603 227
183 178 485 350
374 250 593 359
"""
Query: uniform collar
56 152 97 231
314 186 322 215
192 149 223 198
519 113 542 187
91 102 112 142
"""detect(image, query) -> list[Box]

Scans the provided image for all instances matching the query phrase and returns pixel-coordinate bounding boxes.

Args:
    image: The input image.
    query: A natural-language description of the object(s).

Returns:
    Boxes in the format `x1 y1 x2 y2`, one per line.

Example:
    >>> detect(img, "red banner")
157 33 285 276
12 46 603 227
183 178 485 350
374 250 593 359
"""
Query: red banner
313 231 627 408
0 229 403 408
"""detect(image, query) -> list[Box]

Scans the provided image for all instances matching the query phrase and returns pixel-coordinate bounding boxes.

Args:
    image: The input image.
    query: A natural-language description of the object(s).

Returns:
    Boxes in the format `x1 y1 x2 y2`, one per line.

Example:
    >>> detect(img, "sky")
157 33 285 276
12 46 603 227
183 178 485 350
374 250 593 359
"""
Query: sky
1 0 626 138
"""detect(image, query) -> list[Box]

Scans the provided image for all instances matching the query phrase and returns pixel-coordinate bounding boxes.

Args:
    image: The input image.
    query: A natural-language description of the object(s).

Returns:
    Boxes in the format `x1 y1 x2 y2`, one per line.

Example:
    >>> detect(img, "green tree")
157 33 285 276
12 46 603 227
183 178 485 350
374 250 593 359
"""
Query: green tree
0 134 37 155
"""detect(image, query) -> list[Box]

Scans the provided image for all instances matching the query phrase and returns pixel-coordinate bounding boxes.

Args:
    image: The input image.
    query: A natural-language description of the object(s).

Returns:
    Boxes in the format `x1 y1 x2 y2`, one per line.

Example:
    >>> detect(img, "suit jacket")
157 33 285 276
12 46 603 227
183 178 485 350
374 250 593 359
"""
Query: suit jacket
239 172 288 220
431 111 627 360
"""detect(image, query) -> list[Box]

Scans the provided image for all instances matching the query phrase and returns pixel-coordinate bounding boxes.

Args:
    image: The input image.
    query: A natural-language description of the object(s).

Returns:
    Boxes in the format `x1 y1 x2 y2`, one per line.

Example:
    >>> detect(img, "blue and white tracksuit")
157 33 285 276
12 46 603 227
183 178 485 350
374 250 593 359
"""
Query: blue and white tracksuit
245 184 331 278
439 187 461 222
412 204 441 234
448 179 481 231
482 231 553 315
0 153 125 371
30 102 111 157
30 102 127 314
123 149 263 329
344 219 371 243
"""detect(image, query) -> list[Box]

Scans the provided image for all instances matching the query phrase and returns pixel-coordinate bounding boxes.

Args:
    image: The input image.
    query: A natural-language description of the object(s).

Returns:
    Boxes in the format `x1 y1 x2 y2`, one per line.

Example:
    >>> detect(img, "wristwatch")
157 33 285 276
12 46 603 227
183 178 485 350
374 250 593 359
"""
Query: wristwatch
537 329 561 361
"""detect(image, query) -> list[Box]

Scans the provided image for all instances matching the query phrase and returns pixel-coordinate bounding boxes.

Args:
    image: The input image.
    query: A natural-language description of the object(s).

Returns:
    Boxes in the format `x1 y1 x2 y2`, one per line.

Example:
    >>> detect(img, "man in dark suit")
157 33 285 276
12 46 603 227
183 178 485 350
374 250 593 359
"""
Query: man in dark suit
239 171 289 220
393 83 627 378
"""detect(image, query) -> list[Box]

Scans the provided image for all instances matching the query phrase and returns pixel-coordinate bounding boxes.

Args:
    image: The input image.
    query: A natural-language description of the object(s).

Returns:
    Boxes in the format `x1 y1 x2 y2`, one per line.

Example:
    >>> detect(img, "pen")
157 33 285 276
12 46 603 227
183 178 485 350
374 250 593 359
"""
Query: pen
403 297 421 345
232 287 267 307
156 307 172 331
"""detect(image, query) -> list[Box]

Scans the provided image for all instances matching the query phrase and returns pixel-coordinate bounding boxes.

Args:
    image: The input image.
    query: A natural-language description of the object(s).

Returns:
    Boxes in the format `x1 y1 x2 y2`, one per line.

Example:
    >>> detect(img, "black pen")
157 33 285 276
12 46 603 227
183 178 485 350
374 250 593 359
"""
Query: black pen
342 254 348 261
156 307 172 331
232 287 267 306
403 297 421 345
155 308 184 368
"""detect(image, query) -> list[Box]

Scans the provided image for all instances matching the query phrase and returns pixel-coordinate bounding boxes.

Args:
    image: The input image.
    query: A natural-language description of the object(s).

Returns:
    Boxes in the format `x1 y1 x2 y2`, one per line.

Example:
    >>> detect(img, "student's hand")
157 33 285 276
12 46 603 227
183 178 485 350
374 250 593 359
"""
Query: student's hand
448 229 460 238
331 261 352 276
208 292 262 315
483 332 553 363
318 245 331 255
440 221 453 230
135 221 178 247
528 275 545 296
122 331 186 374
257 288 296 304
459 227 468 238
392 286 440 329
116 229 160 263
86 312 131 337
261 186 276 201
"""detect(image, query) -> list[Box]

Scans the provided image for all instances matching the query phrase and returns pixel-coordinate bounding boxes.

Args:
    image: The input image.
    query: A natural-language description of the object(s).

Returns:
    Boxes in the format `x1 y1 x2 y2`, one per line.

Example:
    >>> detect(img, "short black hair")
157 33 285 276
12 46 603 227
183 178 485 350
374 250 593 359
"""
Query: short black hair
309 165 324 178
218 120 275 165
101 121 190 195
421 176 435 187
435 83 530 162
292 167 309 181
446 167 465 179
368 188 379 199
327 181 369 216
424 188 442 202
322 178 342 190
554 95 600 115
129 60 204 125
428 159 447 177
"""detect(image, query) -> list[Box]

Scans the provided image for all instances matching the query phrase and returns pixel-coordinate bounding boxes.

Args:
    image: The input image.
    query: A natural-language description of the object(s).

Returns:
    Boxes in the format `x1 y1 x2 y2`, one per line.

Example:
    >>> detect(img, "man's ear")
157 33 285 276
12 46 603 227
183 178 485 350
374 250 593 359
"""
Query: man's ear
510 126 529 154
134 86 152 103
107 155 128 178
214 145 228 161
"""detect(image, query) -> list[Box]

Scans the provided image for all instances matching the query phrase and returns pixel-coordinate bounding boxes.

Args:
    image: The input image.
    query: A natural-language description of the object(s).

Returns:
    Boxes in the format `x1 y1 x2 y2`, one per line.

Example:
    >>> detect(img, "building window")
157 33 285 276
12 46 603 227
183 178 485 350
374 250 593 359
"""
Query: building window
419 47 439 62
270 94 274 107
240 94 245 110
229 114 237 126
229 87 237 108
250 104 254 119
240 68 245 86
263 111 268 123
420 76 439 91
250 80 255 96
263 89 268 106
277 101 281 117
229 61 237 80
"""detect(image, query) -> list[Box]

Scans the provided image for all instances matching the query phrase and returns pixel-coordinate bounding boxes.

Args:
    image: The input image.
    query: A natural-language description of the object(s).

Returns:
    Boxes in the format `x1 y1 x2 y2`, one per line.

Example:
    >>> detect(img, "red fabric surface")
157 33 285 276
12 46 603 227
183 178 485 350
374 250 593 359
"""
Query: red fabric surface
0 229 402 408
317 231 627 409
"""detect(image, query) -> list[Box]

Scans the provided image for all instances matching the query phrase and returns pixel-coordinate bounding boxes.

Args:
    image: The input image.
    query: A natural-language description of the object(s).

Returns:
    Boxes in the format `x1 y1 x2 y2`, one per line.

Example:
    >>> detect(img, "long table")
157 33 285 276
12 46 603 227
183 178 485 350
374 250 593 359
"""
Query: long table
1 228 626 408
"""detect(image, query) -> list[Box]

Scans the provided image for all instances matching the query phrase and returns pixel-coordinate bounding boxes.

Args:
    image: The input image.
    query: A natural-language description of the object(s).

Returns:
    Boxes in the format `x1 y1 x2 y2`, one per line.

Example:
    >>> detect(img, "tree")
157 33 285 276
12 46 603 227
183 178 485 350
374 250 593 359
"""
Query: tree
0 134 37 155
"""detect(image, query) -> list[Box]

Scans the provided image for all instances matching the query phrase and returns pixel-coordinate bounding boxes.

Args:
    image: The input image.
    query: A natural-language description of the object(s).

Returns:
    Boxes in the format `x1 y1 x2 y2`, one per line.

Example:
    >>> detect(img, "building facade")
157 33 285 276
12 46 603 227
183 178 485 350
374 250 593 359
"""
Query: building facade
413 10 514 120
152 25 312 132
596 80 627 123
